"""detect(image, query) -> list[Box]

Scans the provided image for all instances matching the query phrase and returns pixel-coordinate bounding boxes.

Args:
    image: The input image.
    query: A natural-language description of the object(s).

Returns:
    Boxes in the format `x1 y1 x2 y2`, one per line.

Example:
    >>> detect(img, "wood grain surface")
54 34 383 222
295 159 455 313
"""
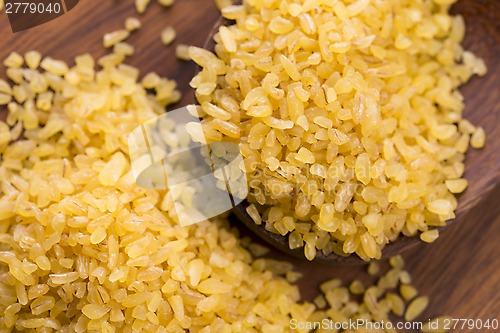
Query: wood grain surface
0 0 499 332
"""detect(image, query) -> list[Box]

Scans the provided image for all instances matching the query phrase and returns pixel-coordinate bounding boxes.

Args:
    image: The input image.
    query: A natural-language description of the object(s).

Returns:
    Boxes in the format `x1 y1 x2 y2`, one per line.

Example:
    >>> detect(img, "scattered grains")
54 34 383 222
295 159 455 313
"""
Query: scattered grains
160 26 176 46
0 79 11 94
248 243 269 257
389 255 405 269
3 52 24 68
427 199 454 216
313 294 327 308
214 0 232 10
313 256 442 332
158 0 174 7
405 296 430 321
420 229 440 243
470 127 486 148
176 44 191 61
221 5 246 20
0 120 11 146
39 57 69 75
349 280 365 295
286 271 303 283
134 0 151 14
103 29 130 48
368 261 380 276
113 42 135 56
246 203 262 225
400 284 419 301
387 293 406 316
141 72 161 88
445 178 468 193
0 93 11 105
125 17 141 31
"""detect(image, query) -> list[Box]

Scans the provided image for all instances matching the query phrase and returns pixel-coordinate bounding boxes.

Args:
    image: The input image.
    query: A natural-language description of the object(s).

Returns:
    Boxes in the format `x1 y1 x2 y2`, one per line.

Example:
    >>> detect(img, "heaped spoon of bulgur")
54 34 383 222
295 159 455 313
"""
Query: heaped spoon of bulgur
188 0 487 263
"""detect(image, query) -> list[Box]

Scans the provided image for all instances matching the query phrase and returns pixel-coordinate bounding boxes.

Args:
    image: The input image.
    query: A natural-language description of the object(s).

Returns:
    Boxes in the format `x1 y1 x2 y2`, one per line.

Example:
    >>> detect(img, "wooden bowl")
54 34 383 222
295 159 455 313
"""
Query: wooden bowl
202 0 500 264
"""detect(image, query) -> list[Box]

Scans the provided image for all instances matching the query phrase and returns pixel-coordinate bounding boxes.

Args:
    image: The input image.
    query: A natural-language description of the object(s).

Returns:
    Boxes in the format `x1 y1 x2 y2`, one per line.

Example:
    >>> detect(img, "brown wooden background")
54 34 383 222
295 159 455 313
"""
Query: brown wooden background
0 1 499 332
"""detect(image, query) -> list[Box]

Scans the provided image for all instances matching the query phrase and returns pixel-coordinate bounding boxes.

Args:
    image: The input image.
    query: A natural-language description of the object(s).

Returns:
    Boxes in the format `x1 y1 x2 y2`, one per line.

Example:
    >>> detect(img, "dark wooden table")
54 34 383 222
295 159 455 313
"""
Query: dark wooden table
1 1 498 332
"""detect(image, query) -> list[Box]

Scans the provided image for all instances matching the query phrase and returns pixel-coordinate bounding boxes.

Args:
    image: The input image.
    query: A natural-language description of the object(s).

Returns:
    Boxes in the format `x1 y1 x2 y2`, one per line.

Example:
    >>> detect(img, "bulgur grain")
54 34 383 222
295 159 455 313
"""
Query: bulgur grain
160 26 176 46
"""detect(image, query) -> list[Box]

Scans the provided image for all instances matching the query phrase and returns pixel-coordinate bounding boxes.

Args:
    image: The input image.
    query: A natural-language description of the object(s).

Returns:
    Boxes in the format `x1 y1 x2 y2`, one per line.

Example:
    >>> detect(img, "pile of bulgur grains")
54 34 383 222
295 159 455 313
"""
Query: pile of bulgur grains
0 49 448 332
189 0 487 260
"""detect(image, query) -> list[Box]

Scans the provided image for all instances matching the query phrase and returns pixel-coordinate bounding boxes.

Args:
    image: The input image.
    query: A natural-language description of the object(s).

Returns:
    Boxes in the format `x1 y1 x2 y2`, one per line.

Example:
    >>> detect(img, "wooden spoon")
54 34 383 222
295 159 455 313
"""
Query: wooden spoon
202 0 500 264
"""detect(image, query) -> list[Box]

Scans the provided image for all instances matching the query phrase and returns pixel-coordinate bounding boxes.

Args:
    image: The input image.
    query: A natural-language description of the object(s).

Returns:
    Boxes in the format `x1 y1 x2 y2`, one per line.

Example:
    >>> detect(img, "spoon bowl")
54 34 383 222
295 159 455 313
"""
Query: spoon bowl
200 0 500 264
